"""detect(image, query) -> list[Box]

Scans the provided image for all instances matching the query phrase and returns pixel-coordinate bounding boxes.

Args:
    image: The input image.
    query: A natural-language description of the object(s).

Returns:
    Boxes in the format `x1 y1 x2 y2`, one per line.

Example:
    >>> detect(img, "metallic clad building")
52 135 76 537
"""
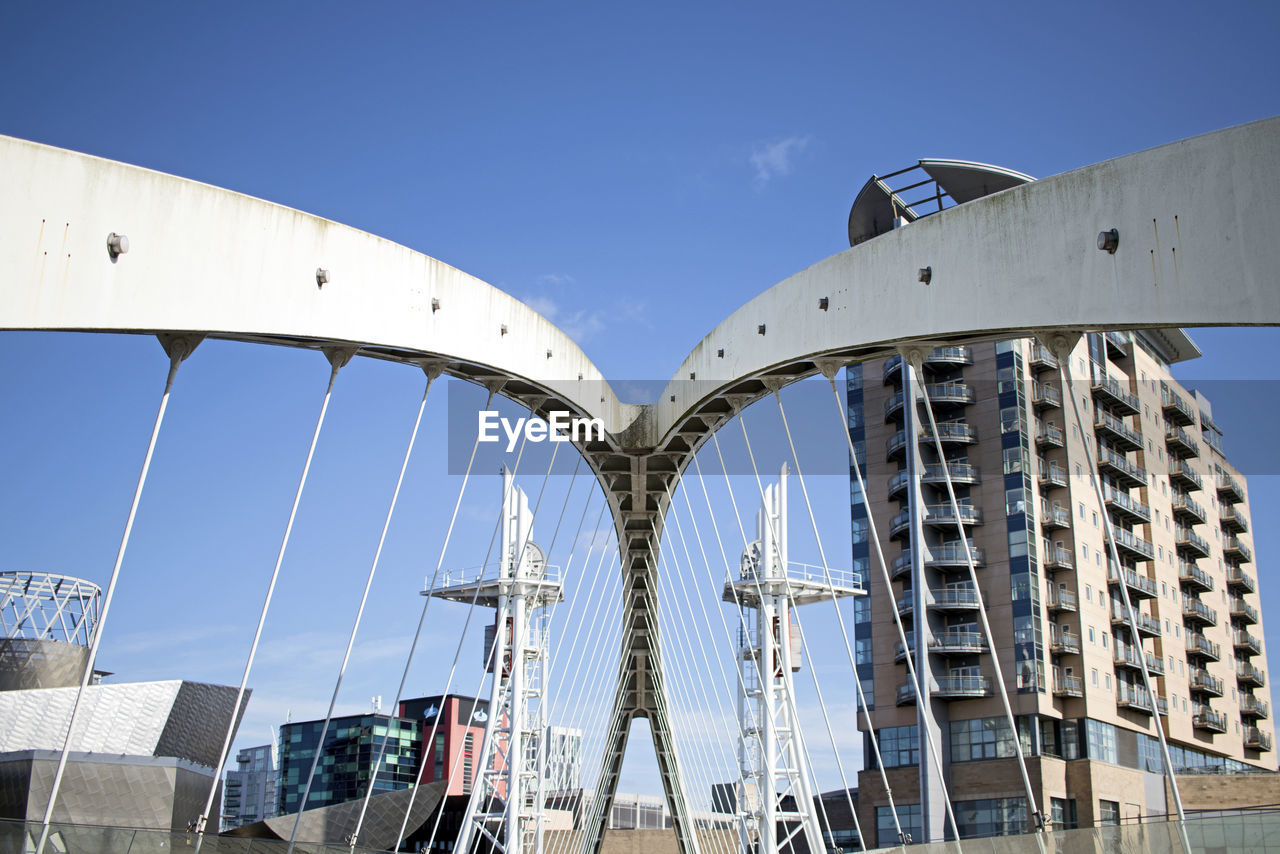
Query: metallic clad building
0 572 99 692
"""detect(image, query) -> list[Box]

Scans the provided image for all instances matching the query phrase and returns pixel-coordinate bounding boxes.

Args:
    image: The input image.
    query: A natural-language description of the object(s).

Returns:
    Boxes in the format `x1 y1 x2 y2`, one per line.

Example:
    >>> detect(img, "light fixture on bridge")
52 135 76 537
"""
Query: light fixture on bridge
1098 228 1120 254
315 268 329 288
106 232 128 260
918 266 932 285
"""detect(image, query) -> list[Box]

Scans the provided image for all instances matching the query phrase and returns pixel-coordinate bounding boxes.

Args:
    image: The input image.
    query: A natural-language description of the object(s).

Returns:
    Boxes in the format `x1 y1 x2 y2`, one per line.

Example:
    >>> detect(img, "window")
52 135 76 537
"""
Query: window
876 725 919 768
1085 584 1092 602
1050 798 1078 830
1098 800 1121 826
950 717 1031 762
877 804 921 846
957 797 1028 839
1087 720 1118 764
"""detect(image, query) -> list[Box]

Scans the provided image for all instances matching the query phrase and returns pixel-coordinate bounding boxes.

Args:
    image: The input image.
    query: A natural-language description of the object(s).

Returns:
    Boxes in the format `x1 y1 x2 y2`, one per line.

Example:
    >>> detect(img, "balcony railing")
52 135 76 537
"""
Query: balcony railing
1175 526 1211 559
927 542 985 568
1224 535 1253 564
1105 331 1130 358
934 584 982 609
1179 561 1214 592
1044 546 1074 570
1098 446 1147 489
1170 459 1203 491
1166 426 1201 457
1031 381 1062 409
882 347 975 381
1112 604 1161 637
1218 472 1245 504
1050 632 1081 655
1230 597 1259 625
922 503 983 528
1117 683 1168 715
1092 376 1141 415
1039 463 1068 489
1182 596 1219 627
1193 705 1228 733
1108 565 1158 598
1161 383 1197 426
1190 668 1225 697
1053 675 1083 697
1094 411 1143 451
1036 424 1066 449
930 631 989 654
1171 491 1207 525
896 675 993 704
1186 632 1221 661
1046 586 1078 612
1102 484 1151 523
1220 506 1249 534
1240 695 1270 718
1111 527 1156 561
1040 504 1071 529
887 462 981 498
1224 574 1255 602
1244 727 1273 752
1029 344 1059 371
1238 663 1267 688
1234 630 1263 657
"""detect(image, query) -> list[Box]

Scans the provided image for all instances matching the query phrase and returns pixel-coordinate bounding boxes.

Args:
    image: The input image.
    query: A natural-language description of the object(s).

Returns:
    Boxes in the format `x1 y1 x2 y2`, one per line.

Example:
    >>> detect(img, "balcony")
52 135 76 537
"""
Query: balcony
1117 683 1169 716
1183 596 1219 627
922 503 982 529
1112 527 1156 561
1046 586 1078 612
1220 506 1249 534
885 381 977 420
1040 504 1072 530
1244 727 1273 752
1238 663 1267 689
1031 381 1062 410
1218 472 1245 504
1043 545 1074 571
1050 632 1082 655
1175 526 1211 559
1186 632 1221 661
1098 446 1147 489
1226 568 1256 595
1105 331 1130 359
882 347 975 382
1224 535 1253 564
1036 424 1066 449
887 421 980 459
1234 630 1263 657
927 542 985 570
1112 604 1162 638
1115 644 1164 676
1109 566 1158 599
1170 459 1203 492
1193 705 1229 734
1102 485 1151 523
1092 377 1141 416
887 462 981 499
1039 463 1068 490
1179 561 1214 593
1240 695 1270 719
1166 426 1201 458
930 631 989 655
1171 491 1207 525
1029 344 1059 372
893 634 916 662
1053 675 1083 698
1230 597 1259 625
896 675 993 704
1095 411 1143 452
1160 384 1197 426
895 592 915 618
891 552 912 580
933 584 982 611
1190 668 1225 697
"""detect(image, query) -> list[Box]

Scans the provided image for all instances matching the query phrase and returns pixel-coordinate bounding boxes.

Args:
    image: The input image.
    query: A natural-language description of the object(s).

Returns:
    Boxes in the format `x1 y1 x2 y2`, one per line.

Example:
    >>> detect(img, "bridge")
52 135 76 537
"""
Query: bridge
0 116 1278 853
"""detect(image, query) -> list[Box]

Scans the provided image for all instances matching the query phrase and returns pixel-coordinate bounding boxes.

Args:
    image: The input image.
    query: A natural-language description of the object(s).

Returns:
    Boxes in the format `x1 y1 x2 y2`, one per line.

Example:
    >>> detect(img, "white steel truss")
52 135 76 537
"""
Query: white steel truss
429 468 563 854
725 465 863 854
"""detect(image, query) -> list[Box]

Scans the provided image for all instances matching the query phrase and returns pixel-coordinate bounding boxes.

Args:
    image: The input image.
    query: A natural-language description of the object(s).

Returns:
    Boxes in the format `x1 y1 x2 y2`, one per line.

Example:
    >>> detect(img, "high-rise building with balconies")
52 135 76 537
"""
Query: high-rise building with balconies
843 163 1275 847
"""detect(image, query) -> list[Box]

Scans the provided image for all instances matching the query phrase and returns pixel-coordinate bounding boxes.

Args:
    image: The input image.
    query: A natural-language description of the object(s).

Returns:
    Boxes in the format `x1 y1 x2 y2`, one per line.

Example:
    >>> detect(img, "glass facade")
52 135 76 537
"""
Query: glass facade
846 364 873 708
956 796 1028 838
277 713 419 812
876 803 921 846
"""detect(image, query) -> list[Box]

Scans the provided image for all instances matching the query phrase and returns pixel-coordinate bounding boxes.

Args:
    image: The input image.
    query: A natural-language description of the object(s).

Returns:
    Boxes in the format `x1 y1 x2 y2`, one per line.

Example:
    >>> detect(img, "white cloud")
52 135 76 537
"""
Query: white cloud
524 293 607 345
750 135 812 186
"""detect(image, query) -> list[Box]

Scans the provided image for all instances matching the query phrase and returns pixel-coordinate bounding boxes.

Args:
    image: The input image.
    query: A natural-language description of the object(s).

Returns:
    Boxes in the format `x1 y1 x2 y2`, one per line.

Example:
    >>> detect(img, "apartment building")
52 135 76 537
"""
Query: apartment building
846 330 1274 846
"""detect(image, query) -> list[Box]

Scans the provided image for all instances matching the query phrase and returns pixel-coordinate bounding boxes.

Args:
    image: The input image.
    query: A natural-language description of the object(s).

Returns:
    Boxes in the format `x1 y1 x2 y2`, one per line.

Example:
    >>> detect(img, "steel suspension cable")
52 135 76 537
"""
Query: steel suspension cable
37 336 200 854
1055 344 1191 854
819 367 953 846
347 384 497 851
912 359 1046 844
195 346 354 853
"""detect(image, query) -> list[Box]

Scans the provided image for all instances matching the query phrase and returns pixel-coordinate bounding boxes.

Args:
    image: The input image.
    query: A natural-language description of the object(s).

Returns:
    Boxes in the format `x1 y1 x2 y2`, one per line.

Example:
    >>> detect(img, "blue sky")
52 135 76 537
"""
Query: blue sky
2 1 1280 802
